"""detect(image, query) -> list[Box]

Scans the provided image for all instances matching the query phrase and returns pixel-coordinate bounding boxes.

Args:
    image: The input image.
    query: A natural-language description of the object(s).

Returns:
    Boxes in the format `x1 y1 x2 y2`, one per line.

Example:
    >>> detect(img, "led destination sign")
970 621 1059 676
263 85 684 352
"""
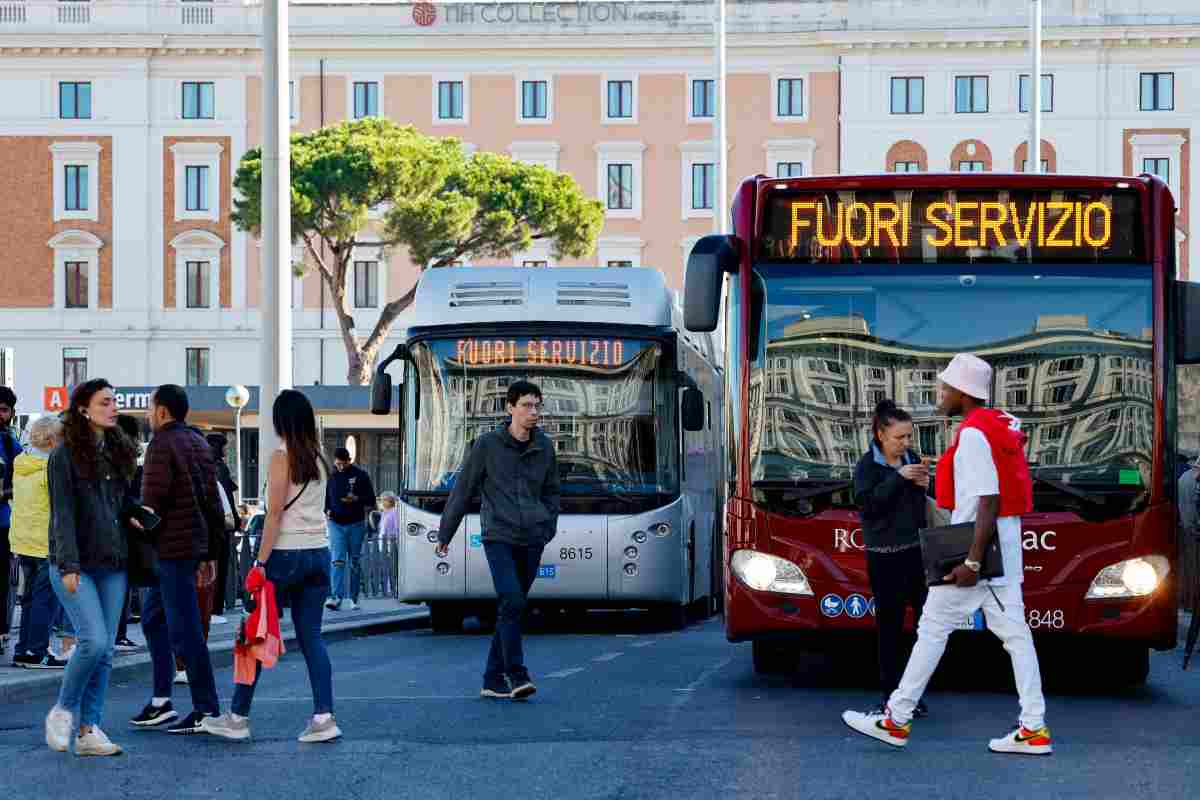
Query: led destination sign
454 338 650 368
760 187 1146 264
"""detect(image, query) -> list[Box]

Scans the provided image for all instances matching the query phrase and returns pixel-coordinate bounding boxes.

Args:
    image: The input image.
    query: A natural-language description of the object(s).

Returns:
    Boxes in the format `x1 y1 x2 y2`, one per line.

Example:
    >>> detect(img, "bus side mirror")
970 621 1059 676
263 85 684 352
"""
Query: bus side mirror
682 386 705 432
684 234 738 333
1177 282 1200 364
370 371 393 415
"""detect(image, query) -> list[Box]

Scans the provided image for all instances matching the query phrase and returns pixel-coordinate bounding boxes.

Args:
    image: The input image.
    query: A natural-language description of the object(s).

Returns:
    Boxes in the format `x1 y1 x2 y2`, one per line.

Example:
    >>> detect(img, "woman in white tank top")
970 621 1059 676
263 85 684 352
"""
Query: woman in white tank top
201 389 341 744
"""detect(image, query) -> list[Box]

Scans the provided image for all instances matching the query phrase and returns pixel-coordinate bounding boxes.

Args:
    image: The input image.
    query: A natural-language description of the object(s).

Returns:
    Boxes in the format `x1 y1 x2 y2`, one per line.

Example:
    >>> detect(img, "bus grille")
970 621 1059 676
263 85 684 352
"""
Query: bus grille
449 281 525 307
556 281 632 308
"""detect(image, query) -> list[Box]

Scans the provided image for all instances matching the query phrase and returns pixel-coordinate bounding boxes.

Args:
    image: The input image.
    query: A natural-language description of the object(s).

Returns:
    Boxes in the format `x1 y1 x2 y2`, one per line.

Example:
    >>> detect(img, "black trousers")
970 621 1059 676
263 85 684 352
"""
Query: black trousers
866 546 928 701
1 525 11 635
211 534 232 615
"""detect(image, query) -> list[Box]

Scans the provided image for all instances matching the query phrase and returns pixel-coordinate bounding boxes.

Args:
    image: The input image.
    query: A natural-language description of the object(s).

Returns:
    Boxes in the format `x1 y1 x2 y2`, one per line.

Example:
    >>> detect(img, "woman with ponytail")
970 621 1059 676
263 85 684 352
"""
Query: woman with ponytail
852 399 931 717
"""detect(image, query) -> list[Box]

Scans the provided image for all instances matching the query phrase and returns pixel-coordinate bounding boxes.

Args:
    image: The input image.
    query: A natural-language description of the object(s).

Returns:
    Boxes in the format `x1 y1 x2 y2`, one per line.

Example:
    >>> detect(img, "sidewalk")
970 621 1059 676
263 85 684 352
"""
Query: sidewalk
0 597 428 704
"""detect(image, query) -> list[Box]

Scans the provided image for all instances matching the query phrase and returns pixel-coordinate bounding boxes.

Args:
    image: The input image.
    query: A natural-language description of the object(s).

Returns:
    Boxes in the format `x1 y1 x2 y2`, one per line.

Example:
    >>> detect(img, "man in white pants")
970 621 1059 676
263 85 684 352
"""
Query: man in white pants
843 353 1052 755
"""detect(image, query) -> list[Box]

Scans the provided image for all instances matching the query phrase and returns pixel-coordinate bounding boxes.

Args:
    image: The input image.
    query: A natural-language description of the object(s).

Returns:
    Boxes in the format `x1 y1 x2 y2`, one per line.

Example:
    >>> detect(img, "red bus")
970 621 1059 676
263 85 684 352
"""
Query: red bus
684 172 1200 685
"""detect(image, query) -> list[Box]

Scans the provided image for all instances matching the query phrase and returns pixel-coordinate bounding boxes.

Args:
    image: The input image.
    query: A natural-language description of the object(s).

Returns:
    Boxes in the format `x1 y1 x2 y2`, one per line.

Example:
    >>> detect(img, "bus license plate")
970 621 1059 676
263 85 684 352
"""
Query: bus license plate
538 565 557 579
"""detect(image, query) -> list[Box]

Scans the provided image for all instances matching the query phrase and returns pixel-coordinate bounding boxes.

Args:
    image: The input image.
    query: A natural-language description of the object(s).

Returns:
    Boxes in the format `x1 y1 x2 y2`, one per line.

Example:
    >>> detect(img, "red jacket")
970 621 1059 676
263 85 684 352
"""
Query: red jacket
234 566 285 685
936 408 1033 518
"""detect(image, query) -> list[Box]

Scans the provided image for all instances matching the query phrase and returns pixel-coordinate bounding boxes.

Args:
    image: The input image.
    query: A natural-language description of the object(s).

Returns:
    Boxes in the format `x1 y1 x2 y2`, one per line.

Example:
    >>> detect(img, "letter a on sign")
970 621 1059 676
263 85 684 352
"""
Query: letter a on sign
44 386 68 412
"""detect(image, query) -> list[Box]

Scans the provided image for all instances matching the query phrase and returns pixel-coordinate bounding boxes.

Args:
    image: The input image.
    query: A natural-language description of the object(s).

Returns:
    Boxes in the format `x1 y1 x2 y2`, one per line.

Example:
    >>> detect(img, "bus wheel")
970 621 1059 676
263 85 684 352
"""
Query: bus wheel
654 604 688 631
429 603 464 635
752 641 796 675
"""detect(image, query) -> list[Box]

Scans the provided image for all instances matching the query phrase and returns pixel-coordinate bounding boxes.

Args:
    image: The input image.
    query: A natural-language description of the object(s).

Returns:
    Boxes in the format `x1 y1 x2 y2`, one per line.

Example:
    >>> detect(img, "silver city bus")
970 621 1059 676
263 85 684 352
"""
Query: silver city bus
371 267 724 632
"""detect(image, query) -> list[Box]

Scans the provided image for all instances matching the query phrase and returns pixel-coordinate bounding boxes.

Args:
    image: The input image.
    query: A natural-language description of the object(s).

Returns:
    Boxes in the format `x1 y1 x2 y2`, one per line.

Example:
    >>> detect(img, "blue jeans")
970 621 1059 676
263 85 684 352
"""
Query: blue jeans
49 565 126 727
232 548 333 716
142 559 220 714
17 556 61 658
483 542 545 687
328 521 367 602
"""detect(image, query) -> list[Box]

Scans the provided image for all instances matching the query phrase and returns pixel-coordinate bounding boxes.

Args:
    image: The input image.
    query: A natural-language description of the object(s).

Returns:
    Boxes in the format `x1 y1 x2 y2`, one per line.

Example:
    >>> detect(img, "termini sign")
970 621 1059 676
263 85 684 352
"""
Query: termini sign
43 386 152 412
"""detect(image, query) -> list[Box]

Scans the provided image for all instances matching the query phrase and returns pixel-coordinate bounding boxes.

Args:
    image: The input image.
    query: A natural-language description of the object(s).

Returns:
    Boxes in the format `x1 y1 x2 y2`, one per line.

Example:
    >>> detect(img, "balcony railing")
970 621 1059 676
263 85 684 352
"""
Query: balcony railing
0 1 260 35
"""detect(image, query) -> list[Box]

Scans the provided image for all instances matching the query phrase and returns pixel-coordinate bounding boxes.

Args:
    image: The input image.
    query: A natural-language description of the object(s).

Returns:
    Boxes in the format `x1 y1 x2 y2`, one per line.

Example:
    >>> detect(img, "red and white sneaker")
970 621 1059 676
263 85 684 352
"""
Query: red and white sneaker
841 707 911 748
989 724 1053 755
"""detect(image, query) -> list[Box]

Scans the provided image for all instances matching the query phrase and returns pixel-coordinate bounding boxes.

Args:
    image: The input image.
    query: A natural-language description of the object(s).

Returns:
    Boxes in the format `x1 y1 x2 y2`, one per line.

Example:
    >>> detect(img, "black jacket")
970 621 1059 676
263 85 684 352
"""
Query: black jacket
141 422 225 561
438 426 561 548
48 443 132 574
325 464 377 525
853 447 927 550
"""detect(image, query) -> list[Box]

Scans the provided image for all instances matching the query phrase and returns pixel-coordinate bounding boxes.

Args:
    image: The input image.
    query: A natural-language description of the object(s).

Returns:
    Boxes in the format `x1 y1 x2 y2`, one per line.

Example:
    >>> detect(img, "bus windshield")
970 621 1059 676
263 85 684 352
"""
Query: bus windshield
406 335 680 497
747 263 1153 521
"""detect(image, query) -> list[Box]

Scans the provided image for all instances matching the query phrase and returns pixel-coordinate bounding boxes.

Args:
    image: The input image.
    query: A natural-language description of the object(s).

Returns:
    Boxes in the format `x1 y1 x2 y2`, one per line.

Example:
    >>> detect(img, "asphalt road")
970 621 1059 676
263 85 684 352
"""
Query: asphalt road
1 611 1197 799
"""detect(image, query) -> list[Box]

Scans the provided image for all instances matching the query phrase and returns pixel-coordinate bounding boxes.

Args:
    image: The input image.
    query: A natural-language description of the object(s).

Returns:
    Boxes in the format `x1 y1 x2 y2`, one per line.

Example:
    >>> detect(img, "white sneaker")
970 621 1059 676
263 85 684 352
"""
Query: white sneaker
345 600 359 611
841 707 912 748
173 670 189 685
201 712 251 741
324 597 341 611
210 615 228 625
298 715 342 743
74 726 122 757
988 724 1053 755
45 706 73 753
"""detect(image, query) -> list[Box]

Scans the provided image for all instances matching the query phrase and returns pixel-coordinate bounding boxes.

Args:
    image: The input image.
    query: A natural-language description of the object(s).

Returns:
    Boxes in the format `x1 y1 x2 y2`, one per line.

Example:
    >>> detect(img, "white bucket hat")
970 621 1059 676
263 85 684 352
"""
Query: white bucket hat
938 353 992 401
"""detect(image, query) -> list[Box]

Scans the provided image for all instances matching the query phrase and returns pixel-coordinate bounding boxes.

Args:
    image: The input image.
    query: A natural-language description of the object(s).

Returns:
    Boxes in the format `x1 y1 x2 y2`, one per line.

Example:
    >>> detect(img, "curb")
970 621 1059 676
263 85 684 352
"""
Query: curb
0 607 430 705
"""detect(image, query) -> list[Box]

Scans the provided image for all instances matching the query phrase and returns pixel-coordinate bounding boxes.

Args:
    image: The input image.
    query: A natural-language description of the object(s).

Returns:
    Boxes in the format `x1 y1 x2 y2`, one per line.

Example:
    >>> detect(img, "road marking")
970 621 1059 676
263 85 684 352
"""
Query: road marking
630 641 656 648
593 652 624 662
670 657 733 710
254 695 475 702
546 668 586 679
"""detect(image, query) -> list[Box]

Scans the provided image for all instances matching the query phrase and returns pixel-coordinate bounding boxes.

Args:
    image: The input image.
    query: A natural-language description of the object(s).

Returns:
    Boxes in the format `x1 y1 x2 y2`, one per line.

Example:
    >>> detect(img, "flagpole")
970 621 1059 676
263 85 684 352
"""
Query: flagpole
1029 0 1042 173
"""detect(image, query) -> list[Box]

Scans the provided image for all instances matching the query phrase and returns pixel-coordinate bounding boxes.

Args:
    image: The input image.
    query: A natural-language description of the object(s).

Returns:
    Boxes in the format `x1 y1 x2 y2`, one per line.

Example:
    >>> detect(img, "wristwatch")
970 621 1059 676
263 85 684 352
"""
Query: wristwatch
963 559 982 573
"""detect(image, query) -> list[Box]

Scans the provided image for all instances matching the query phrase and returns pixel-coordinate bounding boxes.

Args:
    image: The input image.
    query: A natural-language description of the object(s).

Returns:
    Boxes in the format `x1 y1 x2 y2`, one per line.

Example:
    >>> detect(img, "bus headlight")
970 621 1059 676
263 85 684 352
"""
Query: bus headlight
407 523 425 537
1085 555 1170 599
632 531 647 544
730 550 813 596
653 523 672 537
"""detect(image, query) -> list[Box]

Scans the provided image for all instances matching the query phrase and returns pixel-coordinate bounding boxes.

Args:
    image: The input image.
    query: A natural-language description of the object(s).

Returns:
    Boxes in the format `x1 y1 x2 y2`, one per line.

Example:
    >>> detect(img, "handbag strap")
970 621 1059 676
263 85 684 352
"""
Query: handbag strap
282 480 311 513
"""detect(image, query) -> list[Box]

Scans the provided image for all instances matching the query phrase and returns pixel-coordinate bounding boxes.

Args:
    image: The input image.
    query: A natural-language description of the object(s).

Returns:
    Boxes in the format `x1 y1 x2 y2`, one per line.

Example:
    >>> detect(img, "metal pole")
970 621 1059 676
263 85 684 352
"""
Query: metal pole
1029 0 1042 174
234 406 243 505
260 0 292 490
713 0 728 234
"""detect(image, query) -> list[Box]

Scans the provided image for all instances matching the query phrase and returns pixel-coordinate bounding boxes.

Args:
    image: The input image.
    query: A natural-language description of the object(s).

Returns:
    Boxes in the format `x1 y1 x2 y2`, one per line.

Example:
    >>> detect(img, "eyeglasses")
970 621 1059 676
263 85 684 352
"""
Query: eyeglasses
516 402 543 412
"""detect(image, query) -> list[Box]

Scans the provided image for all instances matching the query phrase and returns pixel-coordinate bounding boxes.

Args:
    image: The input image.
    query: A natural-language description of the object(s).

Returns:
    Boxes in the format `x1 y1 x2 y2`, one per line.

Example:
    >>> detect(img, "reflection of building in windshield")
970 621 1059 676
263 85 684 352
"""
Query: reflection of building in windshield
412 342 669 492
752 313 1152 482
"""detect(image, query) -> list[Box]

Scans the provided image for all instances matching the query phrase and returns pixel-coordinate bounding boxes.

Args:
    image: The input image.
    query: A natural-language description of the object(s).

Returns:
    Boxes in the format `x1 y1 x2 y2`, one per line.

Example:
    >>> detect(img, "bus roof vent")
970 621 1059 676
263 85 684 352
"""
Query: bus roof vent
448 281 525 308
556 280 632 308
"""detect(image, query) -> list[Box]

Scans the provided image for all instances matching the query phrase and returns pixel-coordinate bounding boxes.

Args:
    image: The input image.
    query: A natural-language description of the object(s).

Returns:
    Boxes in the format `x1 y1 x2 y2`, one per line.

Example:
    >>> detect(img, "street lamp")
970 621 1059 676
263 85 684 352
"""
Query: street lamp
225 384 251 504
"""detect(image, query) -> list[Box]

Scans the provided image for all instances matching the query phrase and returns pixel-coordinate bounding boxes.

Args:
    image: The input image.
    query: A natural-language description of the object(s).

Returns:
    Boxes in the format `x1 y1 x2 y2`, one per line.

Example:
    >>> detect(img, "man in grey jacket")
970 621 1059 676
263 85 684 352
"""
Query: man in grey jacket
436 380 560 701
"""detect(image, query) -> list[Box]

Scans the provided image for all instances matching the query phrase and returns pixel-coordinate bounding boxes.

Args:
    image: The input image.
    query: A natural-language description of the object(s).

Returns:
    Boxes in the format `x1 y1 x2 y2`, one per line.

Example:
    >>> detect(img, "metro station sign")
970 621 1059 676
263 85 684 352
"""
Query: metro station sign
43 386 152 413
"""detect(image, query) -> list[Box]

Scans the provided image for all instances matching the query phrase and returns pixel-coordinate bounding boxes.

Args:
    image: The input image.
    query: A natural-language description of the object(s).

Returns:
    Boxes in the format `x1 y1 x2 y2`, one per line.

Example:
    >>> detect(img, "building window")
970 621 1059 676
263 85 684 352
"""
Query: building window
186 348 210 386
777 78 804 117
917 425 938 455
437 81 464 120
182 81 215 119
954 76 988 113
186 260 211 309
185 165 209 212
1021 159 1051 173
59 82 92 119
64 261 88 309
353 81 378 118
776 162 804 178
607 260 633 268
353 260 378 308
64 165 88 212
63 348 88 387
1007 389 1028 406
691 163 714 210
893 161 921 173
1139 72 1174 111
289 80 296 120
691 79 714 118
958 161 986 172
607 80 633 119
1046 384 1075 404
606 163 633 210
1143 157 1170 183
1018 74 1053 113
867 367 886 382
890 77 923 114
521 80 548 119
522 260 548 268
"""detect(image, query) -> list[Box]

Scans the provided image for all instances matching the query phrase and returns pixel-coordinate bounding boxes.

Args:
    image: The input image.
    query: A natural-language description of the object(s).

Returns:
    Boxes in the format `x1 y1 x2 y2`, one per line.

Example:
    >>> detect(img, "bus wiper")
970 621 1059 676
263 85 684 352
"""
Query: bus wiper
1031 476 1108 507
751 479 854 500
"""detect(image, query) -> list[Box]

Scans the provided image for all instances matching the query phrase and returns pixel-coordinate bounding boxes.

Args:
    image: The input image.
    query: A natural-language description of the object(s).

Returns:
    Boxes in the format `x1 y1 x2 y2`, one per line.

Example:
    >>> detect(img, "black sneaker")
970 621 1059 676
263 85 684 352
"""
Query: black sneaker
914 700 930 719
114 638 139 652
509 679 537 701
480 678 511 699
166 710 212 734
130 701 178 728
14 653 68 670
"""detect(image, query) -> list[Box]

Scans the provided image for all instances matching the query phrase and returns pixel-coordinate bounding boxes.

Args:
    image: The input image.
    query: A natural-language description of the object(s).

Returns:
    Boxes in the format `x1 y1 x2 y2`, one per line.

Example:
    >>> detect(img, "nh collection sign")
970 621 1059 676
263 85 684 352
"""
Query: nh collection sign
412 2 683 26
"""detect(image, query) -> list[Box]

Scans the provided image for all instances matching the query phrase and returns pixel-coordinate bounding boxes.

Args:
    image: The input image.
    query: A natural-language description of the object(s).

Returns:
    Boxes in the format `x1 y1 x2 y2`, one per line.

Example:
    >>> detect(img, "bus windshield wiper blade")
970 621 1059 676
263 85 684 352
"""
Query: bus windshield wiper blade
1031 476 1109 507
751 480 854 500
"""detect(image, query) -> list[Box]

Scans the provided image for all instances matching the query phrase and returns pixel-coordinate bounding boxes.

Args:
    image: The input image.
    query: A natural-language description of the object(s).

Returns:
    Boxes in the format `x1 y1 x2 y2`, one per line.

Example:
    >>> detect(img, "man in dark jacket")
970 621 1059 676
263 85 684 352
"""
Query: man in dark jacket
0 386 22 648
324 447 377 611
436 380 560 701
131 385 225 734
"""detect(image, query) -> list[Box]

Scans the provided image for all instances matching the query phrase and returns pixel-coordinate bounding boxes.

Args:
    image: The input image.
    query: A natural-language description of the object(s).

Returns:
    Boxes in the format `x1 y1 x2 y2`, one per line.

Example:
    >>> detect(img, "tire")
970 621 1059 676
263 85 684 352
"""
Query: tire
429 602 464 635
752 640 796 675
